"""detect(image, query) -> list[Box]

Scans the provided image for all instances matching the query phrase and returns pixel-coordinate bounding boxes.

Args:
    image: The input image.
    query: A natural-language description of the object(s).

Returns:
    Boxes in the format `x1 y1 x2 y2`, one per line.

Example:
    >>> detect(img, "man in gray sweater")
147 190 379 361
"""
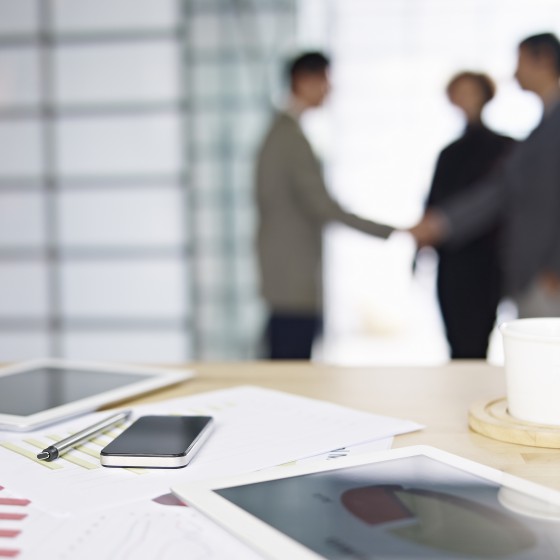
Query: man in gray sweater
409 33 560 319
255 52 394 360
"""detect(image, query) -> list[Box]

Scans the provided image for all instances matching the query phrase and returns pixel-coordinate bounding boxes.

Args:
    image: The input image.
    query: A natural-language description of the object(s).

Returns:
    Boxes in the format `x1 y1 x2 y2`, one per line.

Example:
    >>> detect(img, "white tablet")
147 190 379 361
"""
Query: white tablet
0 358 193 431
172 445 560 560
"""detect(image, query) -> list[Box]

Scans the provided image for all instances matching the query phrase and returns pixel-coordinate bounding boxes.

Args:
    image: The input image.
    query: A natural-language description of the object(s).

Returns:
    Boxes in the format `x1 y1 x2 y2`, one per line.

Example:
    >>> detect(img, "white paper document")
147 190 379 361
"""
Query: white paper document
0 479 264 560
0 386 422 515
290 437 394 466
20 496 265 560
0 483 58 560
1 442 393 560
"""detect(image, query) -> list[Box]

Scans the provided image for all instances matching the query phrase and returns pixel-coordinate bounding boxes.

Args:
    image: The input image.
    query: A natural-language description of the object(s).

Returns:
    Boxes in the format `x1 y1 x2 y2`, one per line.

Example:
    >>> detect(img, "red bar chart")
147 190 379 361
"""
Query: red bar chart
0 485 30 558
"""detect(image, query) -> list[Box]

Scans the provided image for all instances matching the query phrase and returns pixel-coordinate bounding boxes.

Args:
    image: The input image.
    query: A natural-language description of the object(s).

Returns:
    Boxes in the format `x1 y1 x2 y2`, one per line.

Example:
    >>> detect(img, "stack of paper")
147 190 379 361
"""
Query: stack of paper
0 385 422 557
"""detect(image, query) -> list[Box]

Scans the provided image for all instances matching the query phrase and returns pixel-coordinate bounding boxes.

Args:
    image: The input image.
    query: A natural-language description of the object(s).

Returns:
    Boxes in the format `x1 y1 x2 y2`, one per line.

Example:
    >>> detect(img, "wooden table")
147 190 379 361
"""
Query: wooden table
120 360 560 492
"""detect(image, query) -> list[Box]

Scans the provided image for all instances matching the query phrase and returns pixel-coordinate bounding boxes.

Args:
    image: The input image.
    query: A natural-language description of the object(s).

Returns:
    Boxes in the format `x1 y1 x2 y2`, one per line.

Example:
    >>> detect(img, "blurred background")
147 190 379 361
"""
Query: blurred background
0 0 557 364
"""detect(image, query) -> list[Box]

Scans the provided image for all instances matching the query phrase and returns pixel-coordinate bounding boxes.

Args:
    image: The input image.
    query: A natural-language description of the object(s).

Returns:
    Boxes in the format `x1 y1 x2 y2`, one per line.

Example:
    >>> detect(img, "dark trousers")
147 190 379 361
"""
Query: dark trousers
437 256 500 359
265 312 323 360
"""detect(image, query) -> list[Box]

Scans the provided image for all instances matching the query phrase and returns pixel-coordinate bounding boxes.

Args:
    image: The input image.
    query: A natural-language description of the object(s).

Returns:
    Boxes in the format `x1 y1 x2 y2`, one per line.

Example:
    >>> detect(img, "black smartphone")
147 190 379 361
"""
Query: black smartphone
100 415 214 469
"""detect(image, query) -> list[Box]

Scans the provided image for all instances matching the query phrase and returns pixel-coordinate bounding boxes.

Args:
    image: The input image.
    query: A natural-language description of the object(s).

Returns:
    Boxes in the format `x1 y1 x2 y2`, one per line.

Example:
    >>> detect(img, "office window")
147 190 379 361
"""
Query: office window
300 0 560 364
0 192 45 247
0 47 41 108
0 0 295 362
188 13 223 50
0 121 43 176
0 0 189 362
58 187 184 247
60 260 187 319
183 0 295 358
0 263 48 316
0 0 38 35
56 114 182 176
63 332 188 362
52 0 177 32
54 41 180 105
0 334 50 361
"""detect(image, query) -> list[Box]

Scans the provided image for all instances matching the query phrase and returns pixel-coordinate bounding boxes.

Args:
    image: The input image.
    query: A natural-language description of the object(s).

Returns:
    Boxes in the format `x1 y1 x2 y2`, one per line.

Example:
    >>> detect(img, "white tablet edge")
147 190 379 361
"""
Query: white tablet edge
0 358 194 431
171 445 560 560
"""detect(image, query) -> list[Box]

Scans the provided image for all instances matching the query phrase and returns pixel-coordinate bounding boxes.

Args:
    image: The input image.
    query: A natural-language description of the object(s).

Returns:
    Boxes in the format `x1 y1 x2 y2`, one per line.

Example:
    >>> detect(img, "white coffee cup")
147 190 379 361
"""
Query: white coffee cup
500 318 560 425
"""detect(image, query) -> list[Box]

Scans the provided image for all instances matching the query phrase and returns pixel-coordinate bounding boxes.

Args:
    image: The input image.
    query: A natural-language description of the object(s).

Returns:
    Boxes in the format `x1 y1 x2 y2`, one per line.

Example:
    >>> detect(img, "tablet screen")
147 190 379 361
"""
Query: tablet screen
0 367 149 416
216 455 560 559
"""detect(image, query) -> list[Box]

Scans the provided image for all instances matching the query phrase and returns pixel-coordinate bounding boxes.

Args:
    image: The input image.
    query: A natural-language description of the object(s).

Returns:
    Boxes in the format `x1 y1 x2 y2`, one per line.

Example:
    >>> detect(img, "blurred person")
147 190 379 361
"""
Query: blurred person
425 71 515 358
410 33 560 320
255 52 394 360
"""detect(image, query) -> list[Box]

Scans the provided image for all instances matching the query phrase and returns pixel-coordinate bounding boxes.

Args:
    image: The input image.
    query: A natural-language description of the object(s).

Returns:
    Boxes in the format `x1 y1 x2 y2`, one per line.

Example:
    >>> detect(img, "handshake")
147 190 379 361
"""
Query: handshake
404 208 450 248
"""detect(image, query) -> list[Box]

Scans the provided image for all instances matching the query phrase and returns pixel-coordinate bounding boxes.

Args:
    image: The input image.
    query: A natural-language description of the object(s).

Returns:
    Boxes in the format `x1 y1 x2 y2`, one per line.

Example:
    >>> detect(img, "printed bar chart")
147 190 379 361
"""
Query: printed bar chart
0 484 31 558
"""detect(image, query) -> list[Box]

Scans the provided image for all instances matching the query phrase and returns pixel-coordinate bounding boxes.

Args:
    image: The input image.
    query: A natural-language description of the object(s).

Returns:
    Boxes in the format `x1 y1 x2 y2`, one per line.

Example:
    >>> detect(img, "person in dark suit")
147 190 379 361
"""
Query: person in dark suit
410 33 560 321
426 71 515 358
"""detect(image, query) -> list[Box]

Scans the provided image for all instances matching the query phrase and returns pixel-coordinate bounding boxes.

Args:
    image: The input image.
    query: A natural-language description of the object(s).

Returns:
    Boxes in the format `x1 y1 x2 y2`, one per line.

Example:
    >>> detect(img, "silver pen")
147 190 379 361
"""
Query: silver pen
37 410 132 462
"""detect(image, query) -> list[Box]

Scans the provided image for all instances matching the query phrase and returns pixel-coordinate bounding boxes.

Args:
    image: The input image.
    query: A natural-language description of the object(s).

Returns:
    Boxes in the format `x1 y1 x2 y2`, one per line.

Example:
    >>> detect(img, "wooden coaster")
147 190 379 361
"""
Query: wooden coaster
469 397 560 448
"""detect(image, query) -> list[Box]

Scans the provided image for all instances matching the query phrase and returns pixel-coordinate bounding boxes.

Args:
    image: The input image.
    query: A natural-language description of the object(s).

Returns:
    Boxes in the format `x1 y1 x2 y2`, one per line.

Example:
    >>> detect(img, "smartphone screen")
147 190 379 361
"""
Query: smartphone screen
100 415 213 468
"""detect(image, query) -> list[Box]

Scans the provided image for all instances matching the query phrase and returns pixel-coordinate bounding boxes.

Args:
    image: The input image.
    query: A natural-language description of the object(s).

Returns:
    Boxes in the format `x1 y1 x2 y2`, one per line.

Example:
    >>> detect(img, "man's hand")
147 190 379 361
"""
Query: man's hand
407 209 449 248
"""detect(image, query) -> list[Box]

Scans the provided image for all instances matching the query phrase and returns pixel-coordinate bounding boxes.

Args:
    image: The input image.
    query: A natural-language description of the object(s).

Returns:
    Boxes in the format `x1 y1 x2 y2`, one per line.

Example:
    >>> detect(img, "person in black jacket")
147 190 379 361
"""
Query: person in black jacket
426 71 515 359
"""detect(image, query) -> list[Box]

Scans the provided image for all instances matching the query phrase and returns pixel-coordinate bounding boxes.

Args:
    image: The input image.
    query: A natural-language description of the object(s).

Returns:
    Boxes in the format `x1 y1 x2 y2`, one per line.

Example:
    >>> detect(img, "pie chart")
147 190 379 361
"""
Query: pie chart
341 484 535 557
